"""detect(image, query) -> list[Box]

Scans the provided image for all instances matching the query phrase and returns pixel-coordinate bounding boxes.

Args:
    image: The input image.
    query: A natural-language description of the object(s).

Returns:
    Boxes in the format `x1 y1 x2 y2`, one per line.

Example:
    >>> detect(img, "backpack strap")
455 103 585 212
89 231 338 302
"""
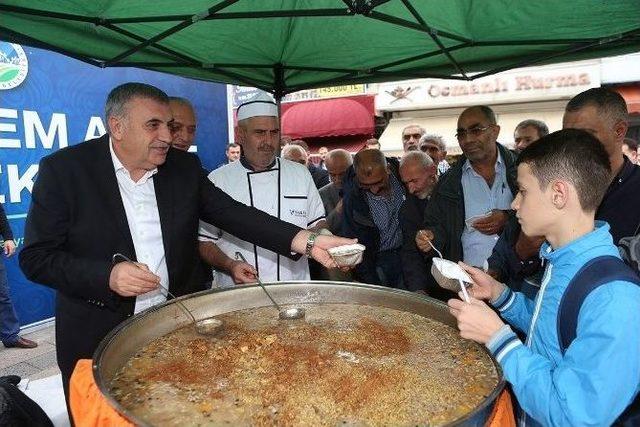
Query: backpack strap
557 256 640 354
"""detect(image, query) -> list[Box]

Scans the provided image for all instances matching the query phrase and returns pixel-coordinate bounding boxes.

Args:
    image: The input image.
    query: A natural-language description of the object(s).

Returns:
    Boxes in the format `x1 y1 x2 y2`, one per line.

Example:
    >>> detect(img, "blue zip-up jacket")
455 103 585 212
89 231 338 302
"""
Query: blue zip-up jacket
487 222 640 426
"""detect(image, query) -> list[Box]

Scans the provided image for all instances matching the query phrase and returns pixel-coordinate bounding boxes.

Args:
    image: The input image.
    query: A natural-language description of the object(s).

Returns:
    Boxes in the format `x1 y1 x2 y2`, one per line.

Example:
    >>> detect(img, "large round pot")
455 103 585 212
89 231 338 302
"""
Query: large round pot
93 281 505 426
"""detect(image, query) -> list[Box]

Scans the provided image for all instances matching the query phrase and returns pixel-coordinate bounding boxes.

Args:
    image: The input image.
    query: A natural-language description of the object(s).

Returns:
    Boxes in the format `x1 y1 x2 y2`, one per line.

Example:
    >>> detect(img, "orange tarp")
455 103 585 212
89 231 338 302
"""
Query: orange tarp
69 359 133 427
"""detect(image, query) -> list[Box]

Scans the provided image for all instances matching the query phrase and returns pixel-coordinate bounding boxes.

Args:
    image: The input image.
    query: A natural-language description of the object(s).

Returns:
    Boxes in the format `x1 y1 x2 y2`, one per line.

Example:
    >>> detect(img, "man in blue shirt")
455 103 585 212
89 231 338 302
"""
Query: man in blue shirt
416 106 518 269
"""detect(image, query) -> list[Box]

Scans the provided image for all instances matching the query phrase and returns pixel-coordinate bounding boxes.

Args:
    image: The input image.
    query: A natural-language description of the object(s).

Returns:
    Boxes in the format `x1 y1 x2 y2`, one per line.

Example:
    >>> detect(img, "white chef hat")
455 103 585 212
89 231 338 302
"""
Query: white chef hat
236 92 278 121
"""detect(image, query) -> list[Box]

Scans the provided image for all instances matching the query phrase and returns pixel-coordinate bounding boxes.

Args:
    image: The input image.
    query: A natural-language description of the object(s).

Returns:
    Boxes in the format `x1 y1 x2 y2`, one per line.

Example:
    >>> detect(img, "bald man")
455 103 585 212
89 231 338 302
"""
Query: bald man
417 106 517 270
169 97 197 151
289 140 330 189
319 149 353 234
341 149 406 287
281 144 308 166
399 151 438 294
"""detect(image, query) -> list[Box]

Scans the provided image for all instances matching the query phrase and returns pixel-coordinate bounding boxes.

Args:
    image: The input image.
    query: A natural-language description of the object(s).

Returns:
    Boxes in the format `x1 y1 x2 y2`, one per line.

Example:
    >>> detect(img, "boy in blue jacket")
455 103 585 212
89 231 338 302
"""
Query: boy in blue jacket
448 129 640 426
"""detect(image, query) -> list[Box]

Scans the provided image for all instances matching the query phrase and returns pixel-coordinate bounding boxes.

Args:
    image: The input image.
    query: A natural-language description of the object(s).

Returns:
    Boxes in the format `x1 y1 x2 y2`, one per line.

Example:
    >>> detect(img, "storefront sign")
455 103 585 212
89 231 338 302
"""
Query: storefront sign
377 62 600 111
232 84 366 107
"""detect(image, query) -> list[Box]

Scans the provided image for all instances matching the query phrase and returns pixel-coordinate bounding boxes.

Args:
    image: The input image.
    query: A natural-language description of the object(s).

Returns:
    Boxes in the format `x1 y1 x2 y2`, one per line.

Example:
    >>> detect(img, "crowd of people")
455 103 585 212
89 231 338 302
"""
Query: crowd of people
2 82 639 425
186 86 640 425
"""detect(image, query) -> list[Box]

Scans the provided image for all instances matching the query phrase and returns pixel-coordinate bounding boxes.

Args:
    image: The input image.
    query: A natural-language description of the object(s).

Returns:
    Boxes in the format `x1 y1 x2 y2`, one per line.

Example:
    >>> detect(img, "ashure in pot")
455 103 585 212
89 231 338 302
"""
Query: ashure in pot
94 282 504 426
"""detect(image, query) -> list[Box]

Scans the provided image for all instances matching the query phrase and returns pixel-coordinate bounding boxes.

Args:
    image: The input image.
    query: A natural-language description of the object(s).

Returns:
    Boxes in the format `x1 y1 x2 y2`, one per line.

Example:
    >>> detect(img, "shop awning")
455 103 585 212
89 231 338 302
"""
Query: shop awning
614 85 640 114
281 96 375 139
306 136 369 157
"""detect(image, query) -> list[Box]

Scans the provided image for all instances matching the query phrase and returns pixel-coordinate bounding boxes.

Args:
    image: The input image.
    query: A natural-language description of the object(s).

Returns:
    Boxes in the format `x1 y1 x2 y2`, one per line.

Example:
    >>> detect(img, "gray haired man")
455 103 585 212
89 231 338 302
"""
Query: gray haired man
419 134 450 175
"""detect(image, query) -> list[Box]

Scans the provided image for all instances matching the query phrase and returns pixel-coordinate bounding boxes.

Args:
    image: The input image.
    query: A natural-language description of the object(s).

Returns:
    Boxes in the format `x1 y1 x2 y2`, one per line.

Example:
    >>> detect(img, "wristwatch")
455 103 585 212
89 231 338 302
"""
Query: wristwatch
305 232 319 258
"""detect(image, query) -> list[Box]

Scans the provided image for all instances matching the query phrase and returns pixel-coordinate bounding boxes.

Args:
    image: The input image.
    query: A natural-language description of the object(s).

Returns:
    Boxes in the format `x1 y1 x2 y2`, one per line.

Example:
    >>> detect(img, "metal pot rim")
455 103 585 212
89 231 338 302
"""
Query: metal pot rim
93 281 505 426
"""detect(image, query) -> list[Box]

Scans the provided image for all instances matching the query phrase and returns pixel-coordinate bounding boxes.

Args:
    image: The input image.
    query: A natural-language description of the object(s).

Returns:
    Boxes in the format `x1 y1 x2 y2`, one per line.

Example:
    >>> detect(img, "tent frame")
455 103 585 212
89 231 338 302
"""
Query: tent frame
1 1 639 100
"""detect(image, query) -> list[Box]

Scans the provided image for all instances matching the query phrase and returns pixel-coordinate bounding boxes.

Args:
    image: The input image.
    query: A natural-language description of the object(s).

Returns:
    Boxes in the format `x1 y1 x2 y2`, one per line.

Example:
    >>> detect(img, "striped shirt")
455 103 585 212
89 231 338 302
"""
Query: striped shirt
365 173 406 251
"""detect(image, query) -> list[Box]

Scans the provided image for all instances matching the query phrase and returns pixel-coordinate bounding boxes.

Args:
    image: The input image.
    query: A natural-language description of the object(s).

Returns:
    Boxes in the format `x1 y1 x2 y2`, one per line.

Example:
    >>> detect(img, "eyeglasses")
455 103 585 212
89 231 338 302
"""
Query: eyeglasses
455 125 491 141
402 133 422 141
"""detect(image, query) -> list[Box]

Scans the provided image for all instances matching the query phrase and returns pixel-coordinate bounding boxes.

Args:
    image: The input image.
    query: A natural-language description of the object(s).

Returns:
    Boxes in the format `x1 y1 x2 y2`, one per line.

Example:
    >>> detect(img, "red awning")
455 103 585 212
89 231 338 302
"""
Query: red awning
613 85 640 114
306 136 368 156
281 95 375 139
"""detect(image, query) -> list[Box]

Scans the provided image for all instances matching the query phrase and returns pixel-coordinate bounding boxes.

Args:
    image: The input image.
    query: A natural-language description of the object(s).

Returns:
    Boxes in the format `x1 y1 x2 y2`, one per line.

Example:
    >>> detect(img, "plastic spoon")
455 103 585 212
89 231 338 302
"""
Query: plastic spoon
458 278 471 303
427 236 444 259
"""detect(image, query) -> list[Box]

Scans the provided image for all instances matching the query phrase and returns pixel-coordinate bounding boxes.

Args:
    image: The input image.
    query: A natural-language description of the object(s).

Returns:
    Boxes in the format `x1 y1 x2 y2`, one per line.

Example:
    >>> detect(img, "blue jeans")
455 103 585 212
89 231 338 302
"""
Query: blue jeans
0 256 20 345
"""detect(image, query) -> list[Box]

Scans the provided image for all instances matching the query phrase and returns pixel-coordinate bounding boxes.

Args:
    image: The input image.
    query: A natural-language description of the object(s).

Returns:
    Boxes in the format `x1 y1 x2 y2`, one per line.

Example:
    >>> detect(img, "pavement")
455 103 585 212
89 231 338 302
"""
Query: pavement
0 320 59 380
1 320 70 426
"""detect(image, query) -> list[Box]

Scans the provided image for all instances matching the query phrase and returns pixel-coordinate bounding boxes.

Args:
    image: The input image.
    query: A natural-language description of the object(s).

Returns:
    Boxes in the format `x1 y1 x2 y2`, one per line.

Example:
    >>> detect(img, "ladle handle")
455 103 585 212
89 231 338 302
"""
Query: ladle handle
234 252 282 311
111 253 197 324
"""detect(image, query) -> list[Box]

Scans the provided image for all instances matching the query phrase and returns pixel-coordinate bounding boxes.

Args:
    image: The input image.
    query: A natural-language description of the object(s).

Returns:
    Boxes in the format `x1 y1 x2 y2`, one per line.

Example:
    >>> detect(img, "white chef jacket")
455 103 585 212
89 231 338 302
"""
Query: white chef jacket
198 157 325 287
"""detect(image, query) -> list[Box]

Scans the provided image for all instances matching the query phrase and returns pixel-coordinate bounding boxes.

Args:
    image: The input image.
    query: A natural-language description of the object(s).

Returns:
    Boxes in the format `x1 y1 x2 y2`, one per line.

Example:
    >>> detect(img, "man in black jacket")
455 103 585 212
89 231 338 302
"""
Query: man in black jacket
416 106 518 268
319 149 353 234
19 82 354 407
342 149 405 287
563 88 640 244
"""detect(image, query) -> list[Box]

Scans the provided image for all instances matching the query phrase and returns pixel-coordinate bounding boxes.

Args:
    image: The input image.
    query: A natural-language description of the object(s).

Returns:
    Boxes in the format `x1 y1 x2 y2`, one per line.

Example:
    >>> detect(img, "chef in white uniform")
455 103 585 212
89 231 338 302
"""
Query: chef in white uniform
199 92 327 287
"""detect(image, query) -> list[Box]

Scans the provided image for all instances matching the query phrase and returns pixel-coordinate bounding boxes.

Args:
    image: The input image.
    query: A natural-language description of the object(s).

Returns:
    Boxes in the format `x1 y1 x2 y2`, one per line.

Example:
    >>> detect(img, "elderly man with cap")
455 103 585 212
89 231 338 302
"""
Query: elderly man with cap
198 93 327 287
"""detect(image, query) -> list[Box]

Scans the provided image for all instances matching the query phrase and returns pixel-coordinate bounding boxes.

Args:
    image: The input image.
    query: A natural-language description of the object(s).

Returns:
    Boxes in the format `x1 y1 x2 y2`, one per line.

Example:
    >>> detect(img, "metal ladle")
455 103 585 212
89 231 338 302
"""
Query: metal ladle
111 253 223 335
234 252 305 320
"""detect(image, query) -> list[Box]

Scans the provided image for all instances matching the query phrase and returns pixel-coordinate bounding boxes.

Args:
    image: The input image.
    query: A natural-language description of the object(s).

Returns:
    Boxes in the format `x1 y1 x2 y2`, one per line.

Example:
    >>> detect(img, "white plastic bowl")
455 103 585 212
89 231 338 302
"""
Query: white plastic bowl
328 243 366 268
431 257 473 292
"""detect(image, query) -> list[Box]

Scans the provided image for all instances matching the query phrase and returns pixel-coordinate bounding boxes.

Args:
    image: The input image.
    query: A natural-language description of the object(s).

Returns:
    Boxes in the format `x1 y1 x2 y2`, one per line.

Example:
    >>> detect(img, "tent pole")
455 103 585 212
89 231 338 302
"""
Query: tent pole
274 63 285 146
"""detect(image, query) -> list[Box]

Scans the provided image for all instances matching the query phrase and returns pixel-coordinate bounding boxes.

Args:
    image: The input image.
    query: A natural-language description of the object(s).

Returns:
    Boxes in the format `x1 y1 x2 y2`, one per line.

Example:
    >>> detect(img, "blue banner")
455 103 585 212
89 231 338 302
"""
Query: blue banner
0 41 228 326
